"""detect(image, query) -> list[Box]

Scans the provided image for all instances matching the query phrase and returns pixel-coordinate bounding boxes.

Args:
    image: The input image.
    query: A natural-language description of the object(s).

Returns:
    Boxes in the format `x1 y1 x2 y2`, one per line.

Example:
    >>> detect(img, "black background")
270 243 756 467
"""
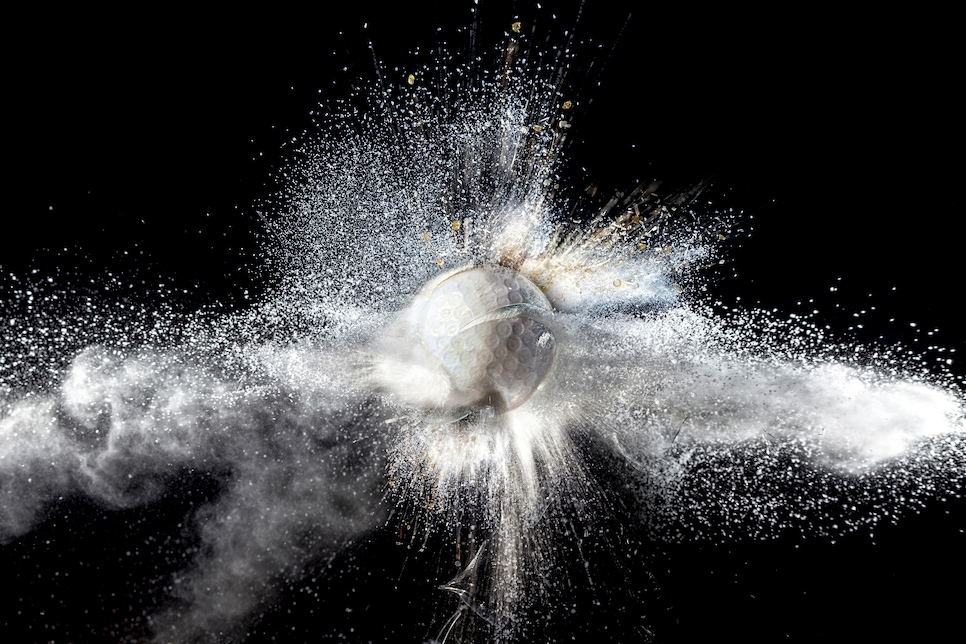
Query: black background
5 2 964 642
7 5 963 324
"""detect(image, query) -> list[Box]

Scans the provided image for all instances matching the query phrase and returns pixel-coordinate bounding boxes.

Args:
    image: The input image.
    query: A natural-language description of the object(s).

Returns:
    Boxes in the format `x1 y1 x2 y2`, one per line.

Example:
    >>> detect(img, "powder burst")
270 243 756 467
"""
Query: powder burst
3 5 964 644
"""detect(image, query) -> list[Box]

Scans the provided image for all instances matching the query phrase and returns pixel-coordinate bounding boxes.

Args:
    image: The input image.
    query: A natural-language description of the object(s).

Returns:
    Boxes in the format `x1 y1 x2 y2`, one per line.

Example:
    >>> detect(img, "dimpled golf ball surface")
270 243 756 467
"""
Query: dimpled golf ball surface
419 265 556 412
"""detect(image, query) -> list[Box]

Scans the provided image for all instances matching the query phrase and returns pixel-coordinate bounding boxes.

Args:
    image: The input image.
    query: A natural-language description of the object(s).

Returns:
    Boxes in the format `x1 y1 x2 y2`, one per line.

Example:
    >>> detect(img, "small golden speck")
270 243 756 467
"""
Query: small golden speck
451 220 461 231
532 124 544 132
512 21 522 33
407 74 415 86
562 100 573 110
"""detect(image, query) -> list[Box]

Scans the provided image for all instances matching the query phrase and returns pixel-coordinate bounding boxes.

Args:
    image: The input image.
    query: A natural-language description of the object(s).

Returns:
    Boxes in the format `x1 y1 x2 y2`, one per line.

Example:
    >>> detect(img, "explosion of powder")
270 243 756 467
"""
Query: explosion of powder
3 4 964 643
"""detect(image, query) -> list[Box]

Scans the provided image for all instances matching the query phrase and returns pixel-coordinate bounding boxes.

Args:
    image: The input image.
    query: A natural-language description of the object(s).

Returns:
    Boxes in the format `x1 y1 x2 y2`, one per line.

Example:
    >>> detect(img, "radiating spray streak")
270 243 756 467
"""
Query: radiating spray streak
1 11 964 644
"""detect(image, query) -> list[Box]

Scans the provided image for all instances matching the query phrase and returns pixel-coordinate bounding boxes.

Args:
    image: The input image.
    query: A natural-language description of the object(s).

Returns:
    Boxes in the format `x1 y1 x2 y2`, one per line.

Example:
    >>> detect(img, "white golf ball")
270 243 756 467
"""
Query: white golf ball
409 264 556 414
